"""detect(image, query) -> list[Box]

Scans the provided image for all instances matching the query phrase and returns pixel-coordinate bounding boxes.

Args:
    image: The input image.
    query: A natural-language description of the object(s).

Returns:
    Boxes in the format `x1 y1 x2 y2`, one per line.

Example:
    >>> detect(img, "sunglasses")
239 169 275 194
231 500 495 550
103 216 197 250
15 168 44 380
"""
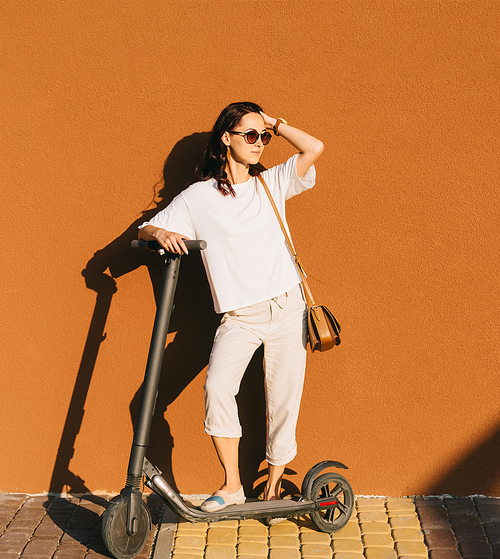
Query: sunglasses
228 129 272 145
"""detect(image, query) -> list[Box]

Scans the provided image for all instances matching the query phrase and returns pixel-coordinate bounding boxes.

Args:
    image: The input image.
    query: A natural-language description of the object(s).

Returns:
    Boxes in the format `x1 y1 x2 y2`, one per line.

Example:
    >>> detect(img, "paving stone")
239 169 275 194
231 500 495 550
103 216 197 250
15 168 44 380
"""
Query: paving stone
174 534 206 550
268 548 300 559
237 541 268 556
238 525 268 540
204 545 237 559
333 522 361 539
7 516 40 531
428 551 462 559
61 528 94 544
21 538 59 556
177 519 209 529
394 540 428 557
389 517 421 529
492 542 500 559
363 534 394 547
477 505 500 524
421 520 453 531
483 522 500 544
0 531 32 545
360 522 391 535
332 553 364 559
268 535 299 548
391 528 424 542
0 494 27 506
56 539 89 550
71 507 100 522
300 531 332 544
87 536 109 554
0 516 14 532
386 500 416 513
23 496 49 508
300 525 322 534
474 498 500 506
357 499 386 510
415 498 444 507
364 547 398 559
423 527 458 550
300 542 333 557
459 539 494 558
53 549 87 559
47 512 74 527
268 522 299 536
239 518 264 526
362 533 394 547
176 522 208 534
47 498 79 511
211 520 239 529
444 498 477 516
358 511 389 523
416 505 449 525
206 526 237 545
450 516 486 542
331 538 364 553
13 511 46 526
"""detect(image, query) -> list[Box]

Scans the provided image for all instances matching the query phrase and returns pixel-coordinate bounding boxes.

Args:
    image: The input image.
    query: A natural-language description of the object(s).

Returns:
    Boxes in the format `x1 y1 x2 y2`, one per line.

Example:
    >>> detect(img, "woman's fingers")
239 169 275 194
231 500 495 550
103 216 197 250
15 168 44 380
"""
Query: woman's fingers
159 232 190 254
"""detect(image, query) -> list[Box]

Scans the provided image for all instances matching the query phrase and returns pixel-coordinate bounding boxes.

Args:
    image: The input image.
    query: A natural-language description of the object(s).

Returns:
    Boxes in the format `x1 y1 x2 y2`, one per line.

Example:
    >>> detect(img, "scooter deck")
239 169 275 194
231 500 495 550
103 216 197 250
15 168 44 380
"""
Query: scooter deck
202 499 316 520
148 472 317 523
171 497 317 523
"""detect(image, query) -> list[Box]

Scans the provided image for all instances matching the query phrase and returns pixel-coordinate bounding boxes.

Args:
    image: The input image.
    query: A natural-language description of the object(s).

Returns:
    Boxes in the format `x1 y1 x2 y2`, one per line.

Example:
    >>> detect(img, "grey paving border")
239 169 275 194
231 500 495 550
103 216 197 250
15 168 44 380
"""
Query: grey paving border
151 506 179 558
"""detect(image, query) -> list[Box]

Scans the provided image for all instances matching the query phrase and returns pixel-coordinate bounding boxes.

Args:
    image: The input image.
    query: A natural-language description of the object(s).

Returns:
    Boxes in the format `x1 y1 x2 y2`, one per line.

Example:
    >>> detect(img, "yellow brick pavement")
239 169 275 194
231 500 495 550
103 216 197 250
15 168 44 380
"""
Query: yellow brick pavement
162 497 428 559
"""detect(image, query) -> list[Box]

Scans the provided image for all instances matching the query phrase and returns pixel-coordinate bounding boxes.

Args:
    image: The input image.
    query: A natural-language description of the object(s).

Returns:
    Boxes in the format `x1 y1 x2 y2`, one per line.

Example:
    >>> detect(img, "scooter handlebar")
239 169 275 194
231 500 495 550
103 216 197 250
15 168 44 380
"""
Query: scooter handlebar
131 239 207 252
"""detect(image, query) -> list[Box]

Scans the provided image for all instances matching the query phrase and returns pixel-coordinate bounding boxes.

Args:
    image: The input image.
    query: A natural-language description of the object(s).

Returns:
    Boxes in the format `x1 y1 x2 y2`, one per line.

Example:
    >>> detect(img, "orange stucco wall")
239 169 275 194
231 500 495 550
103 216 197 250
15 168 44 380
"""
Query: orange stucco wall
1 1 499 498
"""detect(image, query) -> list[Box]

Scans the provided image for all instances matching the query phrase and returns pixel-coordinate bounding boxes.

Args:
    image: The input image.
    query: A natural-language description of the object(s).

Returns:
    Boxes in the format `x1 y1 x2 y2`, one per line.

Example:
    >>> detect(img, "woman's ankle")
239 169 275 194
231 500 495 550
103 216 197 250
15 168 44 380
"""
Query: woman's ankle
263 484 281 501
220 482 242 495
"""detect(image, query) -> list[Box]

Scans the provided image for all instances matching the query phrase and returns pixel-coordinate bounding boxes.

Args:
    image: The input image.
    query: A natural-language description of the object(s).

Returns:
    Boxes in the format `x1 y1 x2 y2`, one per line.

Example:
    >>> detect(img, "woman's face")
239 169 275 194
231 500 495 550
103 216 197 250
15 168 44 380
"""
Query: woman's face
224 112 267 166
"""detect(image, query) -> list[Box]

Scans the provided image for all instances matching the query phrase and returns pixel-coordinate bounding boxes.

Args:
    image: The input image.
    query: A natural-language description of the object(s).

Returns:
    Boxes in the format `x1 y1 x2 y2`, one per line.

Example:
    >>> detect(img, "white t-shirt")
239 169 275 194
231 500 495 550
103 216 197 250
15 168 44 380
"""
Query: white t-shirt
139 154 315 313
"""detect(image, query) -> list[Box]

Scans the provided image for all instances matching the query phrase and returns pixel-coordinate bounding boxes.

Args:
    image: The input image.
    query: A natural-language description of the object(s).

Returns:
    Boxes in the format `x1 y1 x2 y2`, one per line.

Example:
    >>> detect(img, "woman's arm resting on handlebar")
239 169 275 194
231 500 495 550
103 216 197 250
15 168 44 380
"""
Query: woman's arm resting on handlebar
138 225 190 255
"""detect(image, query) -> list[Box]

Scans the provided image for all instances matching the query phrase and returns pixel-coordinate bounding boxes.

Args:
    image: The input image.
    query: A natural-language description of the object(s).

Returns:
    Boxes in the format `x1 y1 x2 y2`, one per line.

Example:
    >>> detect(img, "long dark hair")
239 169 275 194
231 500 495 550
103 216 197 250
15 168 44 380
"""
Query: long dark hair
196 101 264 196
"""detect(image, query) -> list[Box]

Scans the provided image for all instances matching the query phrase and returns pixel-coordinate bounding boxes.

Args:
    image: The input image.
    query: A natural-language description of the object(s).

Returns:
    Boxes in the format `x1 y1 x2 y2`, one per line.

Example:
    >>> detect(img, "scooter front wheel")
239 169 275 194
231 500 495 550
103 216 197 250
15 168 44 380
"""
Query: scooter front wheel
102 499 151 559
309 472 354 533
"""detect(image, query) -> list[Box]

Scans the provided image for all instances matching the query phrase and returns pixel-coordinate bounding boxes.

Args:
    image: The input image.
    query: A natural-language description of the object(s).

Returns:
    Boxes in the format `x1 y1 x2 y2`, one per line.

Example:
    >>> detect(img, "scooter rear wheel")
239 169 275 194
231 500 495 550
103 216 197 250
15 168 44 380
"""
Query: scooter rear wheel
309 472 354 533
102 499 151 559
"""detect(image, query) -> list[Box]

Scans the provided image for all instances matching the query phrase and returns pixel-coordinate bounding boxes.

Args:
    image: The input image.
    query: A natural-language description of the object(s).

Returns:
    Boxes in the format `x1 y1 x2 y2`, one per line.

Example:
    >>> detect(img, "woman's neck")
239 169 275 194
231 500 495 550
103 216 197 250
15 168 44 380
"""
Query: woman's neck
225 161 251 185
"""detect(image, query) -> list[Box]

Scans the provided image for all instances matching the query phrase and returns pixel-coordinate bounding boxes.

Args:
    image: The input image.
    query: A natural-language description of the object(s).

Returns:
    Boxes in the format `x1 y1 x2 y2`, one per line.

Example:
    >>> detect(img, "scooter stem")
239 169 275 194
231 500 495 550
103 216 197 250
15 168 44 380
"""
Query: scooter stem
125 253 181 534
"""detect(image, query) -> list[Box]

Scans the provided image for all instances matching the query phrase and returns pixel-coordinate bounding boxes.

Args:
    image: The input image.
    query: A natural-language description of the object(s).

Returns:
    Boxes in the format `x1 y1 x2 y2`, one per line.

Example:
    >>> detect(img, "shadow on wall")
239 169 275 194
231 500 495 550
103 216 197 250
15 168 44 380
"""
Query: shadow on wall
48 132 270 496
425 424 500 497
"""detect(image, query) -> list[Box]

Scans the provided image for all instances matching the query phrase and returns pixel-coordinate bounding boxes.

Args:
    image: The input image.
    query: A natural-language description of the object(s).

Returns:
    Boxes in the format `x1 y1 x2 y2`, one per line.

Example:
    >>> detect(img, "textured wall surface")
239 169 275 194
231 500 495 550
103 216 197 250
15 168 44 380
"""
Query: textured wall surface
1 1 499 497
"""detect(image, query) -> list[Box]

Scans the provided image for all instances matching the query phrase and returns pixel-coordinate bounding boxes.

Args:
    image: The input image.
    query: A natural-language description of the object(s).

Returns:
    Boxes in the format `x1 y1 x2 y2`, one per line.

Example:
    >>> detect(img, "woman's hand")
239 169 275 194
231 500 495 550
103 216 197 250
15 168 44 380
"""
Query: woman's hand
260 111 277 130
139 225 190 255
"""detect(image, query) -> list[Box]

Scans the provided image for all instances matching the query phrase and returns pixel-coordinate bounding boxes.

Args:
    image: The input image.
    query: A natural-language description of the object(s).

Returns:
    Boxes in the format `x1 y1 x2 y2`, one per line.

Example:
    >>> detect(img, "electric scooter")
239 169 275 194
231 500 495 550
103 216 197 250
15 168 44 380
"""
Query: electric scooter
101 240 354 559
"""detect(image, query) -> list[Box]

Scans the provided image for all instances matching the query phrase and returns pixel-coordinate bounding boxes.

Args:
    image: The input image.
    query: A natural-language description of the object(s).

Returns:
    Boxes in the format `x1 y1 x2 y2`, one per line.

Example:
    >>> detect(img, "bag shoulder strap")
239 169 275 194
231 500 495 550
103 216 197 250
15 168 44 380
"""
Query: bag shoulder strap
257 174 316 307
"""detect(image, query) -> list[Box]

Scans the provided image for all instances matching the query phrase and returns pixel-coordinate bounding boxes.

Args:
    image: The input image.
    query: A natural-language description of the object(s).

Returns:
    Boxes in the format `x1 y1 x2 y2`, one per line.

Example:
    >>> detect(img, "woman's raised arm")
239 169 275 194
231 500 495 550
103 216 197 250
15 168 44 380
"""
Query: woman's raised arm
260 112 324 178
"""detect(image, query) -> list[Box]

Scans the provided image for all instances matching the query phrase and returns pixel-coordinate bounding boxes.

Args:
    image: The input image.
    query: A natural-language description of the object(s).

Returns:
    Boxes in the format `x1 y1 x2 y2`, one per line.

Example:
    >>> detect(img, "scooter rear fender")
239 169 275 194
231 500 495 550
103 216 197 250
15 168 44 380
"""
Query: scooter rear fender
301 460 349 499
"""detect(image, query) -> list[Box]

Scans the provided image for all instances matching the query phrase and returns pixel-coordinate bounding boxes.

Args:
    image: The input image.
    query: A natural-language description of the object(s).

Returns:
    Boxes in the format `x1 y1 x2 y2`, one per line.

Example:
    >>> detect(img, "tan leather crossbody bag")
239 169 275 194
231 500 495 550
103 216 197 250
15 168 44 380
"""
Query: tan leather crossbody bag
257 174 341 351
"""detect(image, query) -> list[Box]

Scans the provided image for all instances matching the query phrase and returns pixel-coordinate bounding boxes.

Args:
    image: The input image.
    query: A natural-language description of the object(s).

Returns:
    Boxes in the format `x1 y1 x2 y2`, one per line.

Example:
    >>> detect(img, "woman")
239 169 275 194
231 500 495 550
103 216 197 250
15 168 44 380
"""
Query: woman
139 102 323 515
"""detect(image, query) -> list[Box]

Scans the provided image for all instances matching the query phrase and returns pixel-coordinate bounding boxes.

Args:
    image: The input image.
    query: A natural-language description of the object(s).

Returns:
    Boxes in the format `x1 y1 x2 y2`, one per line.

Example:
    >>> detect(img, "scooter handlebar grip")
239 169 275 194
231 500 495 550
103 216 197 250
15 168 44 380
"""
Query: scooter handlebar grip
131 239 207 251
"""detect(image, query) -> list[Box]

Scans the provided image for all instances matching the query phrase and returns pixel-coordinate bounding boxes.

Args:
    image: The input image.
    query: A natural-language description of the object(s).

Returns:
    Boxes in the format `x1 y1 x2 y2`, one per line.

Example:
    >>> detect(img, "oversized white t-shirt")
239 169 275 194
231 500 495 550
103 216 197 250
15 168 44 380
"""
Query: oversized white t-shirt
139 154 315 313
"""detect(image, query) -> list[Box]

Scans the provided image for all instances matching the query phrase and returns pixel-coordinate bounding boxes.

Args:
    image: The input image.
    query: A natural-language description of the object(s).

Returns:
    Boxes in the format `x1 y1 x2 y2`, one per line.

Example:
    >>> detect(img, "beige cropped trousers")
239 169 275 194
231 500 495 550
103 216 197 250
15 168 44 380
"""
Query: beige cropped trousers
204 284 308 466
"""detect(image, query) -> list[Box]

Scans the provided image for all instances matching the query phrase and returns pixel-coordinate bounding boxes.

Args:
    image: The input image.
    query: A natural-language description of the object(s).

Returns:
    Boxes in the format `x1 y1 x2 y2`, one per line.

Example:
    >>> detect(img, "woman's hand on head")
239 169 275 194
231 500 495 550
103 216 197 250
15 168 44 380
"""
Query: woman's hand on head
260 111 277 130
